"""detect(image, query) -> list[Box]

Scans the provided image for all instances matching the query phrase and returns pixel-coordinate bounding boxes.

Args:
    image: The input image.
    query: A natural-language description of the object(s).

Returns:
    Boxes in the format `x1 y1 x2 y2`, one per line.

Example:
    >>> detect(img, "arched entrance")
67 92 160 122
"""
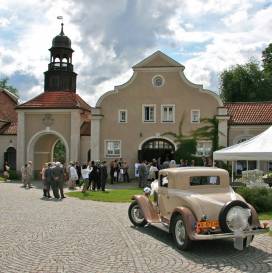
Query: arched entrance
52 139 66 163
138 138 175 162
4 147 16 169
27 130 69 177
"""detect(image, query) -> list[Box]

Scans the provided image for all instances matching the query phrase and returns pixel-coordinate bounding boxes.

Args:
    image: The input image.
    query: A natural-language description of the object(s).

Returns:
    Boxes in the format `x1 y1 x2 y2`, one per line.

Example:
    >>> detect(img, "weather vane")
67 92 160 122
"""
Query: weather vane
57 16 63 23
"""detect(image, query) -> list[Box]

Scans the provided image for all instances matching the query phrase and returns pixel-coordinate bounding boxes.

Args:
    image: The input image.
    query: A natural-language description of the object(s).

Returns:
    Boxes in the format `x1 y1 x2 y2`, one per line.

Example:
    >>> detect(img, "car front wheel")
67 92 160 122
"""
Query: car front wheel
172 214 192 250
128 201 147 227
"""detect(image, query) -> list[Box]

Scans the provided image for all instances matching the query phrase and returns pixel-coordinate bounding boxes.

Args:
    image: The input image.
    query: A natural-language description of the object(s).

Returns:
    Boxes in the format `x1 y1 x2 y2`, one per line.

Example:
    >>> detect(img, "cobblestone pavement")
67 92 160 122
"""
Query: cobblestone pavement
0 182 271 273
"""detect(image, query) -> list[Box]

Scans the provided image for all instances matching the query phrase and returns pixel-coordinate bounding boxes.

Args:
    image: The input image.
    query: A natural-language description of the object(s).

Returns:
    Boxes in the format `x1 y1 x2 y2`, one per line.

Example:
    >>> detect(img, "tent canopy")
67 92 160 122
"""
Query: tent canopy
213 126 272 161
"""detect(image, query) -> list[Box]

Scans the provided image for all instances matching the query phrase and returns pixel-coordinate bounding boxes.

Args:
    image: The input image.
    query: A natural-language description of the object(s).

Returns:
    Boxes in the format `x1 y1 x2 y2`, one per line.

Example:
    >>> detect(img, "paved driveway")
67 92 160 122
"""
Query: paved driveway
0 182 271 273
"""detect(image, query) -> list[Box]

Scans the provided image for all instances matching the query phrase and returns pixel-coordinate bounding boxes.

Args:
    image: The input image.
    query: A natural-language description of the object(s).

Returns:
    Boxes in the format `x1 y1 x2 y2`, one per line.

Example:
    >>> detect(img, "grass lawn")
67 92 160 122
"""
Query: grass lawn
67 188 143 203
258 211 272 220
0 176 5 182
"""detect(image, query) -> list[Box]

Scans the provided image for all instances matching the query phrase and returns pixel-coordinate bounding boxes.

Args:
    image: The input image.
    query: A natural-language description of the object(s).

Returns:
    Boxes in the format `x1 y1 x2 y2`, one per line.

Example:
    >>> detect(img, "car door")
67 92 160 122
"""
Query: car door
158 174 171 220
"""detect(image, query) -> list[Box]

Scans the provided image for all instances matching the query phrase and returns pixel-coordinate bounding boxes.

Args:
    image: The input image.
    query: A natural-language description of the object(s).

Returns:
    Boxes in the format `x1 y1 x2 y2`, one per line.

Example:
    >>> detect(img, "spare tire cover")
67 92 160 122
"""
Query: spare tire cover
219 200 251 233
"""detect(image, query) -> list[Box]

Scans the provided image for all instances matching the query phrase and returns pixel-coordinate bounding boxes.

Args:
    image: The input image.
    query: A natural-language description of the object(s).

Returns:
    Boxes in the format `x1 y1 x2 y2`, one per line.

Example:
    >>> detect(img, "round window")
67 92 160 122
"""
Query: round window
152 75 164 87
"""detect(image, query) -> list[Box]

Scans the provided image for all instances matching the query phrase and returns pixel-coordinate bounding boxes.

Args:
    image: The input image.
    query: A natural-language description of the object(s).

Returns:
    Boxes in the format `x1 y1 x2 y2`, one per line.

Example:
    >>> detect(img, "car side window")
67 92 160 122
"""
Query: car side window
159 175 168 187
190 176 220 186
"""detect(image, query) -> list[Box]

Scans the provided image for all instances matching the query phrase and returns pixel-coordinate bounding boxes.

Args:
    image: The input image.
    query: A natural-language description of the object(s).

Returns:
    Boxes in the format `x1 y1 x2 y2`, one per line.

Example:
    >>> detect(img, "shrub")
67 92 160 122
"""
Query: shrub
8 170 18 180
235 187 272 213
175 139 196 162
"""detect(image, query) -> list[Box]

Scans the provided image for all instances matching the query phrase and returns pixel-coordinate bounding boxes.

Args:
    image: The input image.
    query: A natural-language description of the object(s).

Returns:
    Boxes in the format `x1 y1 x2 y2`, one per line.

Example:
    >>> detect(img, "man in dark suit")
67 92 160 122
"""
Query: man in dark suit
100 161 108 191
52 162 65 199
44 163 59 198
138 160 148 188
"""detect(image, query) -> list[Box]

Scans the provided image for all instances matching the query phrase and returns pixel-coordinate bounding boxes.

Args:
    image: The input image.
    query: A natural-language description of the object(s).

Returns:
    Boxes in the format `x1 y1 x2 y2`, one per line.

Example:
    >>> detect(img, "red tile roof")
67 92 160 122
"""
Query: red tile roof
225 102 272 125
16 91 92 112
0 122 17 135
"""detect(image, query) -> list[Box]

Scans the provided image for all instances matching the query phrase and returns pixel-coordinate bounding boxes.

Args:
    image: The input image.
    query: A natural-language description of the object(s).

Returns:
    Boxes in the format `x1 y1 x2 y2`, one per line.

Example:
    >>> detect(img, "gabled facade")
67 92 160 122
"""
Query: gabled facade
91 51 228 171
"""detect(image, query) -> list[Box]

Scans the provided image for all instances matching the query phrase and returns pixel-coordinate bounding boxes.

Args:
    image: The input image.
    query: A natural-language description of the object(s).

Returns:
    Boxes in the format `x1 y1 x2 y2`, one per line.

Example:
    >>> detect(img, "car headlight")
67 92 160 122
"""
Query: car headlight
226 206 251 232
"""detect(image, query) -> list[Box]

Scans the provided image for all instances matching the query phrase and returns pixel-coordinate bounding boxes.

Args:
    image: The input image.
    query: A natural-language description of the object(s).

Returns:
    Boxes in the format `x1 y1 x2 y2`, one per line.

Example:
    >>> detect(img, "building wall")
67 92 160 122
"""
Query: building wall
80 136 91 163
24 112 71 147
228 125 269 145
97 56 221 173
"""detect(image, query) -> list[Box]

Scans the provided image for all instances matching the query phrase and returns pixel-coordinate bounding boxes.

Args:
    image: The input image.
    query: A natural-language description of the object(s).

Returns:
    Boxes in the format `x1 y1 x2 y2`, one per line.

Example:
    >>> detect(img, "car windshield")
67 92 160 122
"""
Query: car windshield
190 176 220 186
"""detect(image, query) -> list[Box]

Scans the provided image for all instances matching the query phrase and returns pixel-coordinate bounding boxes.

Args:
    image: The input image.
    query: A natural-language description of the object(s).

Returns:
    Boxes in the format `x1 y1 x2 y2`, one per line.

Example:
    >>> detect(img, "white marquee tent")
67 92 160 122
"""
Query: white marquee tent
213 126 272 161
213 126 272 181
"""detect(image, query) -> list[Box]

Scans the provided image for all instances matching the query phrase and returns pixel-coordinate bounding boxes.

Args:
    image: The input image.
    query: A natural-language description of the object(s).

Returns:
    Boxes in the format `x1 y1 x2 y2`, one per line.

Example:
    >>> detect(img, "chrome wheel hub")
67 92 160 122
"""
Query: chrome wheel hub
175 219 186 246
131 205 144 224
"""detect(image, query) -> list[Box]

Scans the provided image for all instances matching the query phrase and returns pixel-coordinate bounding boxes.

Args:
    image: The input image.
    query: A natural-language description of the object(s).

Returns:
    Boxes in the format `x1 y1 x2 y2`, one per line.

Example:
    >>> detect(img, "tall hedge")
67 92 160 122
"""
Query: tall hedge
235 187 272 213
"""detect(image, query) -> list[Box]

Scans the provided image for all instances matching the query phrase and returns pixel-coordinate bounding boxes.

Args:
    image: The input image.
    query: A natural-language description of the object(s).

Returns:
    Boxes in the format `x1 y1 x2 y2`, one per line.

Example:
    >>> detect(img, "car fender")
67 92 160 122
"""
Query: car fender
247 203 261 227
170 207 197 240
132 195 160 223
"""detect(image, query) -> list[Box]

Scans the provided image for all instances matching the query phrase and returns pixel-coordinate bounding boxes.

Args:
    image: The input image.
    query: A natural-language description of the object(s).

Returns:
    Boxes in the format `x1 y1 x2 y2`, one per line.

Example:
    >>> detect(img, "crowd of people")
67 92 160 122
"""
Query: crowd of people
38 160 110 199
17 159 131 199
15 156 213 199
137 157 213 188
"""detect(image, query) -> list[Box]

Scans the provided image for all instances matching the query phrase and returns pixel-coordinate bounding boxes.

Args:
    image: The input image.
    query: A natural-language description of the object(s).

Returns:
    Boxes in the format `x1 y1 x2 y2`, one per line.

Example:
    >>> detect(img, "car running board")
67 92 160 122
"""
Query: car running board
150 222 170 233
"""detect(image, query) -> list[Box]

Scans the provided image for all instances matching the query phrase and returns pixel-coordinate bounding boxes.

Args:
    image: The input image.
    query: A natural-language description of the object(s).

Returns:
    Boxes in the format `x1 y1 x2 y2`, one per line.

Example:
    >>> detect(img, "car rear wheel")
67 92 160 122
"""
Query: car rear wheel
172 214 192 250
128 201 147 227
219 200 251 233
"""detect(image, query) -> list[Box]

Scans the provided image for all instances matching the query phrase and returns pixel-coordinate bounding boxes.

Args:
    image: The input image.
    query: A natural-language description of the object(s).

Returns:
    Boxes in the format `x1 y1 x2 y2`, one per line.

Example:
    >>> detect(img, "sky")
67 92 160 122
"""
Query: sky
0 0 271 106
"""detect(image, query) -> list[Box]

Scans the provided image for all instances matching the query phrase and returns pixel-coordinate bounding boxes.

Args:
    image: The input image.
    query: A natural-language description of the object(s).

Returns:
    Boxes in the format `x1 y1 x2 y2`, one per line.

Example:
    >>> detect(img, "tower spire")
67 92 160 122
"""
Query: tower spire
44 21 77 92
60 23 64 35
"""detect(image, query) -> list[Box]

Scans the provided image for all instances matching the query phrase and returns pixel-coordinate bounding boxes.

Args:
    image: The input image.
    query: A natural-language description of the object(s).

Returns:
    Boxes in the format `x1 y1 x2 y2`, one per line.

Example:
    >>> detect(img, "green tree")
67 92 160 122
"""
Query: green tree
53 140 66 163
219 60 268 102
0 77 18 96
262 43 272 78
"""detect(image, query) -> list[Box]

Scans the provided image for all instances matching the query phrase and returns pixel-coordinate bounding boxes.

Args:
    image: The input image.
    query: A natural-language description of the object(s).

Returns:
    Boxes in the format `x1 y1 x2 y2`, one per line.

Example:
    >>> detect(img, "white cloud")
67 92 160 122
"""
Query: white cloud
0 0 271 105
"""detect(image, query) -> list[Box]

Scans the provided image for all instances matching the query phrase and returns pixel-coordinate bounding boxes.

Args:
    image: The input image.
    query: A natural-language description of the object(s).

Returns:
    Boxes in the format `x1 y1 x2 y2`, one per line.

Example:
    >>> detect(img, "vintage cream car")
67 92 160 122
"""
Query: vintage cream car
128 167 269 250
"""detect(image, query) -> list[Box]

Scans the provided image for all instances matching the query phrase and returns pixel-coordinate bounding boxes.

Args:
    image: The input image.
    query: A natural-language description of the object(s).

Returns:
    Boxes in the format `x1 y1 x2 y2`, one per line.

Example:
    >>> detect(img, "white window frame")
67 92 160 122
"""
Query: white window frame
104 140 121 158
161 104 175 123
152 74 165 88
142 104 156 123
191 109 200 123
196 140 212 157
118 109 128 123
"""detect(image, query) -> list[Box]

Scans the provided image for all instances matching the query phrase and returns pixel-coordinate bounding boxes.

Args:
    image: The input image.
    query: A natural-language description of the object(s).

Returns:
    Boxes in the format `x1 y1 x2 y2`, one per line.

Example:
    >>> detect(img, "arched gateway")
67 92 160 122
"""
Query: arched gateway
138 138 176 162
27 130 69 176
